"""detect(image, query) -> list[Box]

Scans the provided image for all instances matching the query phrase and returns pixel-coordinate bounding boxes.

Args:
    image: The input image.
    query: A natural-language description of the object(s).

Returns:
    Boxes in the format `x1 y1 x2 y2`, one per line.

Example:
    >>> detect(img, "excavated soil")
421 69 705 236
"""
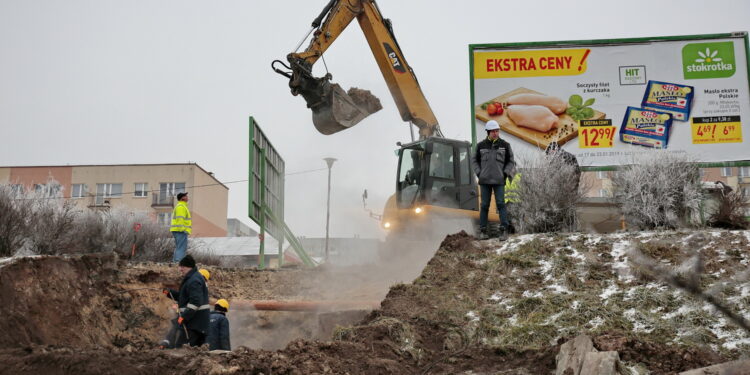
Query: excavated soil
0 230 748 374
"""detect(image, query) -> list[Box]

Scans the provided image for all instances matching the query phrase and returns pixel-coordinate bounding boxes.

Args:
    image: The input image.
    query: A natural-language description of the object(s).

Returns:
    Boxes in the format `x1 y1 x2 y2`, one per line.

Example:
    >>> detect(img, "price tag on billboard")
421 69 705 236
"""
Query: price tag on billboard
691 116 742 144
578 119 615 148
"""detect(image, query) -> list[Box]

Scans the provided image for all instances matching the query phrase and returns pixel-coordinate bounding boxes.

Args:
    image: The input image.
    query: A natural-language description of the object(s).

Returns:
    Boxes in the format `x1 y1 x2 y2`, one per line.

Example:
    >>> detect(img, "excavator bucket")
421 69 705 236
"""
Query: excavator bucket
312 84 383 135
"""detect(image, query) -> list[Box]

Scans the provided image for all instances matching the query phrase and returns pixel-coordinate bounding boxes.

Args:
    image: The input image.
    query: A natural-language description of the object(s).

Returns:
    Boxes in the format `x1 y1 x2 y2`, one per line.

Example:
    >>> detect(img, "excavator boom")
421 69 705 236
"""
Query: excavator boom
273 0 440 138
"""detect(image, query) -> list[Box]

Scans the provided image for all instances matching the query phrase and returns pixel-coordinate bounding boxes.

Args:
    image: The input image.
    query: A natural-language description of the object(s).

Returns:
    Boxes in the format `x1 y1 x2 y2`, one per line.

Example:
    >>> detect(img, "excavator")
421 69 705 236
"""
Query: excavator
273 0 500 237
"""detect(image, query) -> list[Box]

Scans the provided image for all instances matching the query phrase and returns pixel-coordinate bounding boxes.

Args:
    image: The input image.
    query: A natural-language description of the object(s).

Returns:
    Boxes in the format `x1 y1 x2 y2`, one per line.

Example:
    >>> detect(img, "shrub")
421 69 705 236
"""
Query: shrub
0 182 173 261
611 151 703 229
708 187 749 229
0 185 32 256
513 154 586 233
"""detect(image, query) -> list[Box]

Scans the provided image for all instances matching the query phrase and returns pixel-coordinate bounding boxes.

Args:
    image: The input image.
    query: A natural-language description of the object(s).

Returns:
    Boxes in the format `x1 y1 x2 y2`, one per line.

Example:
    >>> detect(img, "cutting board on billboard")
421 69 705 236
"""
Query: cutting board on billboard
474 87 605 149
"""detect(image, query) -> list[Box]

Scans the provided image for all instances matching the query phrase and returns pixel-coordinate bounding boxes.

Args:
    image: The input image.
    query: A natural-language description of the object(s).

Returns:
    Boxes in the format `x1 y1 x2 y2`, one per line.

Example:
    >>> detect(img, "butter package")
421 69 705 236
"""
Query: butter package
641 80 694 121
619 106 673 149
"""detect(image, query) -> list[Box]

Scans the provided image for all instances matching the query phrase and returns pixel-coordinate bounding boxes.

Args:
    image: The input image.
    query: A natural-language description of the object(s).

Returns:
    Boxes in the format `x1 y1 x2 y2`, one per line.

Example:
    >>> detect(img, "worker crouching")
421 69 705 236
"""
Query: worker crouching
207 299 231 351
163 255 210 348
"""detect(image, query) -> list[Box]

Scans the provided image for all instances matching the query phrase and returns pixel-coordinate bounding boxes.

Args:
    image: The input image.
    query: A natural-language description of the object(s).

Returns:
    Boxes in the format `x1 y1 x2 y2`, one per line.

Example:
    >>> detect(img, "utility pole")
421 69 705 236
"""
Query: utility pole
323 157 337 261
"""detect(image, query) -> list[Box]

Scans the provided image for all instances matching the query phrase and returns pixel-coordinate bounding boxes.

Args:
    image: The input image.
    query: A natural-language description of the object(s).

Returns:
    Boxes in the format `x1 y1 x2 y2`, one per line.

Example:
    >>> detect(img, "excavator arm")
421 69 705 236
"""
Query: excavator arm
273 0 441 138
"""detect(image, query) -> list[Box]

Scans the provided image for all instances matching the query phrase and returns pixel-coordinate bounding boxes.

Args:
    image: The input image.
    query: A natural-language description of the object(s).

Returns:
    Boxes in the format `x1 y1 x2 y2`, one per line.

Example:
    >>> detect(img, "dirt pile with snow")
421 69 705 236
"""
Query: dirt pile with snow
0 230 749 374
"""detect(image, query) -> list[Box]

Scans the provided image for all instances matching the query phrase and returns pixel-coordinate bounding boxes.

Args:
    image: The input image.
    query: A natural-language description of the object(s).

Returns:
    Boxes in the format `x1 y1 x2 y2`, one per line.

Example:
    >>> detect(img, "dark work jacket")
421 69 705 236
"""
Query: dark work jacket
207 311 231 350
472 137 516 185
167 268 210 334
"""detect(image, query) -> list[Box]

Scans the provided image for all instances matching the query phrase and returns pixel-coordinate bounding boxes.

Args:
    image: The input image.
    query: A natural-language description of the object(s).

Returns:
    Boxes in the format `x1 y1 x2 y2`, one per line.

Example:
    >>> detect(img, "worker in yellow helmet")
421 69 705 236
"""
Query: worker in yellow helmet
170 192 192 263
207 299 231 350
199 269 210 282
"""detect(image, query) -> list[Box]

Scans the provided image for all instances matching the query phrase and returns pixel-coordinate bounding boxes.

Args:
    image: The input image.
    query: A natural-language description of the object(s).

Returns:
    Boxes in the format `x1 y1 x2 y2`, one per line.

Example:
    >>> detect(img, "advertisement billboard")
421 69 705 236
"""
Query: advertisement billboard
249 116 285 239
470 32 750 166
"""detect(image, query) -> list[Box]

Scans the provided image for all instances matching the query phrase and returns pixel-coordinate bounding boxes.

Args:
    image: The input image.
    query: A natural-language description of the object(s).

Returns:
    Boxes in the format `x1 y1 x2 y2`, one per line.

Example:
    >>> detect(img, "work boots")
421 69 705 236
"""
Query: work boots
497 227 509 241
477 227 489 240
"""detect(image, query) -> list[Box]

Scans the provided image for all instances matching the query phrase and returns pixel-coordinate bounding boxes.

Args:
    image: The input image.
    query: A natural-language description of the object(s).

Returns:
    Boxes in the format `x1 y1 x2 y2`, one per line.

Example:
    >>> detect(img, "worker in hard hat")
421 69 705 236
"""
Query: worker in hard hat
158 255 210 349
471 120 516 240
206 299 231 351
159 267 211 349
199 269 210 283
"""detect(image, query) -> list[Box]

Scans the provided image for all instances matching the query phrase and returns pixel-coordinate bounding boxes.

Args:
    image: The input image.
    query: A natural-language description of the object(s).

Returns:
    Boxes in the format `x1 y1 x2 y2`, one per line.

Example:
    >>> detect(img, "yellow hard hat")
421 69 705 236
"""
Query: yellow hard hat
199 269 210 281
215 299 229 311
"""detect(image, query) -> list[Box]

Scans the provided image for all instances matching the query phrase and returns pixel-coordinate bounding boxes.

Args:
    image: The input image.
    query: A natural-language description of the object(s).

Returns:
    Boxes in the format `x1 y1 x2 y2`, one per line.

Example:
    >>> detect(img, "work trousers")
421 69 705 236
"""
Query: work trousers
172 231 188 263
479 184 509 230
175 327 206 348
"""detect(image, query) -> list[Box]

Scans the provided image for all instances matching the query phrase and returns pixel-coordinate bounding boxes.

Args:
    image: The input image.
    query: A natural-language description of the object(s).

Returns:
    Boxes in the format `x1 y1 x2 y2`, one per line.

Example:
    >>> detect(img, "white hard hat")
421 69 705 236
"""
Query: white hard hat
485 120 500 131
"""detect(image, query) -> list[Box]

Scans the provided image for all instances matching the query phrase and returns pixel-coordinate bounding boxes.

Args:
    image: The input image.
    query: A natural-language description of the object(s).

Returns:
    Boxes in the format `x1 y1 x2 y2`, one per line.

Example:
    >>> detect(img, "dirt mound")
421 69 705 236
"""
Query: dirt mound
1 230 748 374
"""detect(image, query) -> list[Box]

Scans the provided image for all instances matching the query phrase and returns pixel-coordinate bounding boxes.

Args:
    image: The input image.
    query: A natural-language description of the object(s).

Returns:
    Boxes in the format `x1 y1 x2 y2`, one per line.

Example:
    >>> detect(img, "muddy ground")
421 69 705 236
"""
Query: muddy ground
0 230 748 374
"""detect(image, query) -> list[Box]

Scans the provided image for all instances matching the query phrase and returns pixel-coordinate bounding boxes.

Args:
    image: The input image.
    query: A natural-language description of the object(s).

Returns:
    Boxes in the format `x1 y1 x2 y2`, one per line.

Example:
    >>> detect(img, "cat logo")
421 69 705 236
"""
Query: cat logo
383 43 406 74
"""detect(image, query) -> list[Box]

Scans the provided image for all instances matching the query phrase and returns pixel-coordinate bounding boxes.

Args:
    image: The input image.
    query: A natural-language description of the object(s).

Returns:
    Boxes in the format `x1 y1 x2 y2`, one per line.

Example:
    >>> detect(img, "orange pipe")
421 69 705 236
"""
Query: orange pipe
230 299 380 312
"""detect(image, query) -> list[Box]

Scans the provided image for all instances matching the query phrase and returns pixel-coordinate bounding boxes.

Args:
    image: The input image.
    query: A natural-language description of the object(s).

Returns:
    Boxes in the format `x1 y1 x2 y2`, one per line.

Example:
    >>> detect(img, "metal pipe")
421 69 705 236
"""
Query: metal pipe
230 299 379 312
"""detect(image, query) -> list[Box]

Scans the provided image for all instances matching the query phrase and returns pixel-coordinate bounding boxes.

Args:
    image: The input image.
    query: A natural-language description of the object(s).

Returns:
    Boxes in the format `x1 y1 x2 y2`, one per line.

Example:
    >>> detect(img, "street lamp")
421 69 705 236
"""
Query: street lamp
323 157 337 261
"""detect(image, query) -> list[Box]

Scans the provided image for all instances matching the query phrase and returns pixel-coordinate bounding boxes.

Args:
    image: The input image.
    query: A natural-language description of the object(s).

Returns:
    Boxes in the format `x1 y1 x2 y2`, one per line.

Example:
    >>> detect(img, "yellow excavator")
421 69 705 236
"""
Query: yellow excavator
273 0 500 237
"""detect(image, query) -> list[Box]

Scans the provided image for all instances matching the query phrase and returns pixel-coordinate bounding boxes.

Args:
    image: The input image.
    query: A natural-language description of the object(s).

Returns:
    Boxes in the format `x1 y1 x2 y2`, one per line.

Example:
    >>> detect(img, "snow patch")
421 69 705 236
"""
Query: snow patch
611 239 635 282
547 283 570 294
522 290 543 298
599 283 619 300
495 234 536 255
588 316 605 330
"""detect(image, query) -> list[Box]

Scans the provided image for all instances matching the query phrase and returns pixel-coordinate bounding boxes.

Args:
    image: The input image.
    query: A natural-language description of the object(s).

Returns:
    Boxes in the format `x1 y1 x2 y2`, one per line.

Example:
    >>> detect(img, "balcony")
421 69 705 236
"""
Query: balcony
152 193 175 208
87 195 111 210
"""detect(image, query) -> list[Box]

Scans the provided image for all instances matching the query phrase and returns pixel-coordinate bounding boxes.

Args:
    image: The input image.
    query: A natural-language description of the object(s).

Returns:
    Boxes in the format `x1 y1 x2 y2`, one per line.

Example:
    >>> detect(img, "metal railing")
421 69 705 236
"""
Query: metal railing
152 193 175 207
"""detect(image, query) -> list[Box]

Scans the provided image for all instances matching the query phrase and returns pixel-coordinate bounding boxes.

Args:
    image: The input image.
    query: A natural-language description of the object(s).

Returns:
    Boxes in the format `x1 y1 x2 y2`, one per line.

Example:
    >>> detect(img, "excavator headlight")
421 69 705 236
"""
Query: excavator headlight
383 222 391 229
414 207 423 214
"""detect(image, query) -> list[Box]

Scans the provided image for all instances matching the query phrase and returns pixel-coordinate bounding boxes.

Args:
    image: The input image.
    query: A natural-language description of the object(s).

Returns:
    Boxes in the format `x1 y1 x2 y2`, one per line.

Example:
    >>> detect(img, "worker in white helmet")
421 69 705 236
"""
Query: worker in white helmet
471 120 516 240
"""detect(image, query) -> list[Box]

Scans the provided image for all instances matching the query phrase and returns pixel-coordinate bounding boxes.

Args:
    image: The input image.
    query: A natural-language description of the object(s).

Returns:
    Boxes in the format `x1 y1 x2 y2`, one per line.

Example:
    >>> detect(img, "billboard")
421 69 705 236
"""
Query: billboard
470 32 750 166
249 116 285 239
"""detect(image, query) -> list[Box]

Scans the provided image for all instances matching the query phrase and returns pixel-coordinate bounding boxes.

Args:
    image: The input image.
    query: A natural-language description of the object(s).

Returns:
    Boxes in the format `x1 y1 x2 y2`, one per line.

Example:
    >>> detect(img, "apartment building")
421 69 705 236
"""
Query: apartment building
0 163 228 237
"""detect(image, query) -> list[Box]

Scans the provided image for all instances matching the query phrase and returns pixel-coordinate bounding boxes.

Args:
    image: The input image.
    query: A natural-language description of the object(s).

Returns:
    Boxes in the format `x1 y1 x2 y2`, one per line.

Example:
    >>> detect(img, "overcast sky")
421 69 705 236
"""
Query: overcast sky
1 1 749 239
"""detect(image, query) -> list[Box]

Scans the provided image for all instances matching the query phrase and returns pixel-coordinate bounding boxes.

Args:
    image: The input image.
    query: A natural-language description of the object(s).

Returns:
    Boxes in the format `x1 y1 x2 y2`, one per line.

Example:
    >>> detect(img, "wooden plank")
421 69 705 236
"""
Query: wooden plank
475 87 605 150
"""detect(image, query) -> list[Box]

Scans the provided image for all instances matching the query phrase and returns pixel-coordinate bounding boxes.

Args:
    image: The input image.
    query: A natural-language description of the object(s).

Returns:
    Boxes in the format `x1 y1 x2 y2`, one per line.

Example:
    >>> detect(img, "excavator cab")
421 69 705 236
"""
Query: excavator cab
396 138 478 212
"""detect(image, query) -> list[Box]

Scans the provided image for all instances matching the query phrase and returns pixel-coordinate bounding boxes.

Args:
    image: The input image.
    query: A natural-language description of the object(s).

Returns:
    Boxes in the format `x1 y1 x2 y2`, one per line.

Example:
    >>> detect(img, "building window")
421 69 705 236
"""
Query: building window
34 183 61 198
597 171 608 179
10 184 24 197
599 189 609 197
134 183 148 197
95 183 123 205
71 184 88 198
699 168 705 178
743 187 750 197
157 212 172 226
739 167 750 177
721 167 733 177
157 182 185 204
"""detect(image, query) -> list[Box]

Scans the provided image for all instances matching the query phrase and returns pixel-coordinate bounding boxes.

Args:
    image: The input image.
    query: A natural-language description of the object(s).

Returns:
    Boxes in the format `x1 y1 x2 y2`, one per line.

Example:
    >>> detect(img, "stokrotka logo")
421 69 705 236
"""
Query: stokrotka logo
682 42 736 79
